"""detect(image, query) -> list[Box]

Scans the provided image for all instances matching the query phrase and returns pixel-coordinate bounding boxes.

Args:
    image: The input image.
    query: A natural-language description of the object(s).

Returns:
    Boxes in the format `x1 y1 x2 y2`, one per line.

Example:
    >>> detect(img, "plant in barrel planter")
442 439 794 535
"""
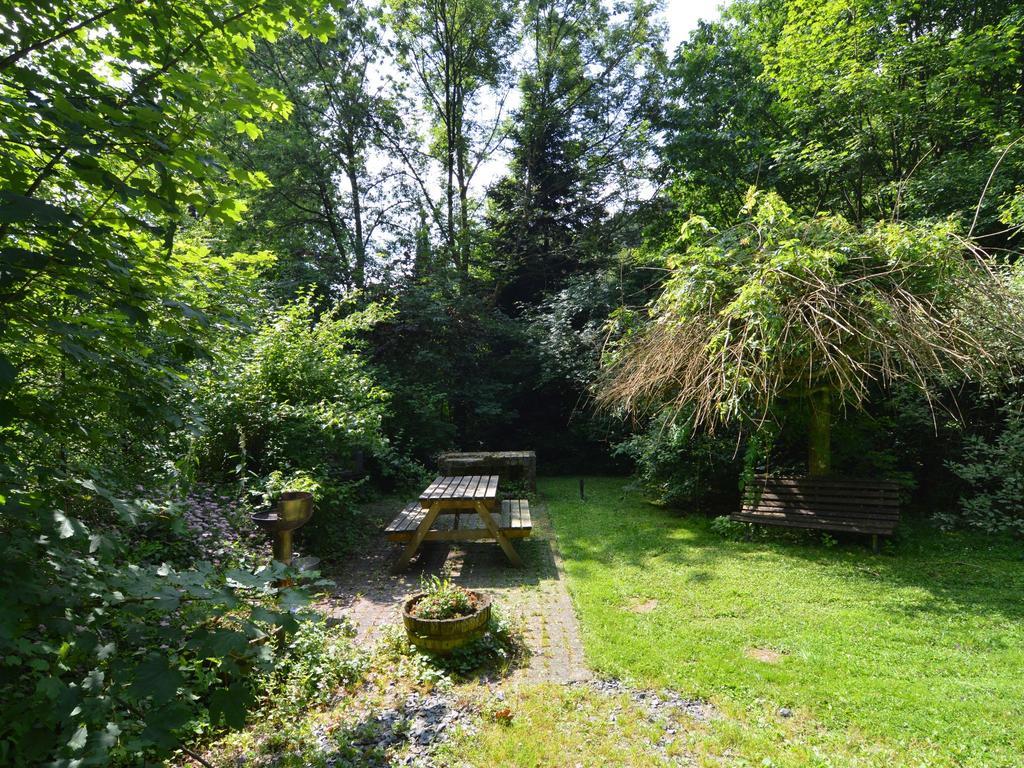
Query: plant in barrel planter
403 576 492 655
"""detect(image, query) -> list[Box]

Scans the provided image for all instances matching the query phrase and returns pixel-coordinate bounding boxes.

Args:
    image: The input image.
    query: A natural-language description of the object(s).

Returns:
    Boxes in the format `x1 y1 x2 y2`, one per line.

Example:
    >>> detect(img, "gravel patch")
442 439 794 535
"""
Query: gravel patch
317 689 476 768
585 678 717 723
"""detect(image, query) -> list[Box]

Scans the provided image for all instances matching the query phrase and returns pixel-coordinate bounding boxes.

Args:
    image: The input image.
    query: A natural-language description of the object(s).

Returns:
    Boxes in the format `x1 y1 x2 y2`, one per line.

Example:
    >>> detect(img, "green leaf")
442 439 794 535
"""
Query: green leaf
67 724 88 751
0 353 15 391
209 681 252 729
191 628 248 658
232 119 262 140
97 642 116 660
54 511 85 539
127 655 183 705
138 701 191 751
0 192 72 225
98 722 121 749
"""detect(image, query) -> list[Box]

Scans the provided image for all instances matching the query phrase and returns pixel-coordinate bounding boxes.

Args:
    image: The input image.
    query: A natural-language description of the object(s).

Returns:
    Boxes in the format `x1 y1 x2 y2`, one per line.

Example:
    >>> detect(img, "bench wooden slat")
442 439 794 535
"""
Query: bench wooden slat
451 475 471 498
733 475 900 543
385 502 424 533
744 493 900 508
420 476 450 500
733 513 895 533
471 475 487 499
754 477 901 492
733 513 895 534
386 499 532 543
737 507 898 523
742 499 900 517
419 475 500 506
745 486 900 501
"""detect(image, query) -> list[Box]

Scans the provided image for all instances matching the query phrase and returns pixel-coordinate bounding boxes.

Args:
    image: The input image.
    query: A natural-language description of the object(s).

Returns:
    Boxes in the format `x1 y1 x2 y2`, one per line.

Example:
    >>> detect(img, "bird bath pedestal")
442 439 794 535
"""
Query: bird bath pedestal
251 491 314 581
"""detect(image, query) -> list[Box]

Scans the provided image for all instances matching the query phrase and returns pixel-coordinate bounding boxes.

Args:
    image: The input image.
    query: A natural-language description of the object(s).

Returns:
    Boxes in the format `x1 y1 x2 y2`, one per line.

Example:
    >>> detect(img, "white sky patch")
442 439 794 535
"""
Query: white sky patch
663 0 728 52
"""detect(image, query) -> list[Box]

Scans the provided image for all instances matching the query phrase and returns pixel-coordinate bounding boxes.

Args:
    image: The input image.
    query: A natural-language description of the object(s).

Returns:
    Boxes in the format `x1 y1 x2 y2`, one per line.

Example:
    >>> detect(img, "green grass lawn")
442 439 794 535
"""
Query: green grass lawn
541 476 1024 767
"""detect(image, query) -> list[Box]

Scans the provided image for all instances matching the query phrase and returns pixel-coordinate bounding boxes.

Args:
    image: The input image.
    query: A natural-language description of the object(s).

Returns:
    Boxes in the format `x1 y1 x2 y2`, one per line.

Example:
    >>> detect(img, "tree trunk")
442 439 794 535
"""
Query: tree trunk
808 387 831 476
345 163 365 289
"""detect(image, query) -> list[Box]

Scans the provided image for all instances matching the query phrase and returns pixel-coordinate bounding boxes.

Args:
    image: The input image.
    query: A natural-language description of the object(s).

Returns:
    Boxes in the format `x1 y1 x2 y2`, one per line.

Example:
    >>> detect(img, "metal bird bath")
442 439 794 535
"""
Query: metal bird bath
251 490 314 566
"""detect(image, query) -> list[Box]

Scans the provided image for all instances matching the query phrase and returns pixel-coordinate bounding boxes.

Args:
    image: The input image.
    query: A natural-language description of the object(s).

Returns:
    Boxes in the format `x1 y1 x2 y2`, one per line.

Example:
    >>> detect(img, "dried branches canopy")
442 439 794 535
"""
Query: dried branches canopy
600 190 1022 429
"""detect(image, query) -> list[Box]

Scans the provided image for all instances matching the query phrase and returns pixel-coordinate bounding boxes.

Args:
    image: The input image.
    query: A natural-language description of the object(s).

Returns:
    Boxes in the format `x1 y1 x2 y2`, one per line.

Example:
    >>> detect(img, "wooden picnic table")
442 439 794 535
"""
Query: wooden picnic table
387 475 528 570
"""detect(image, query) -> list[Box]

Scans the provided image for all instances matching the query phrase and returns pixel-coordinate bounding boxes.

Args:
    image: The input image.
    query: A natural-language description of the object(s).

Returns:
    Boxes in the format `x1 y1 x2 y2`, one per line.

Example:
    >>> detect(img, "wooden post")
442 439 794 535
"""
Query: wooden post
393 502 442 572
808 387 831 477
474 501 523 567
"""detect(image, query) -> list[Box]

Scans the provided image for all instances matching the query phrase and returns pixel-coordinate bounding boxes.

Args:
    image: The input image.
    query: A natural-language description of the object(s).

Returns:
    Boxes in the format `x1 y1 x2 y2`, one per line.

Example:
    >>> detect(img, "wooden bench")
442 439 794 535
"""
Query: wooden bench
437 451 536 491
385 499 533 543
732 475 900 551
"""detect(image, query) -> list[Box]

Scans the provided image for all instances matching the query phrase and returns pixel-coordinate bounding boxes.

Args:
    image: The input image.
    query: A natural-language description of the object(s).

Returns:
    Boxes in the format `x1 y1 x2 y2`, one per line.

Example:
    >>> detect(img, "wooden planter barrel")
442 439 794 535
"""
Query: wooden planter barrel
402 591 492 655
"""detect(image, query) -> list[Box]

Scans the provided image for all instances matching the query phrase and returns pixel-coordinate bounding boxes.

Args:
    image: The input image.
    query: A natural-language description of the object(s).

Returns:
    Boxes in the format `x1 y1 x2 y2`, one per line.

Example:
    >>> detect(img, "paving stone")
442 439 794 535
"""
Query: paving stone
323 495 591 684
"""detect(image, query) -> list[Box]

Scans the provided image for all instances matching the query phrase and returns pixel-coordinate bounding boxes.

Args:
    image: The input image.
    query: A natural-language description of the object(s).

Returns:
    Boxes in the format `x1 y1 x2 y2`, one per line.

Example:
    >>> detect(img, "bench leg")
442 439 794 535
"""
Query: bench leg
872 534 879 554
393 503 441 572
475 501 523 567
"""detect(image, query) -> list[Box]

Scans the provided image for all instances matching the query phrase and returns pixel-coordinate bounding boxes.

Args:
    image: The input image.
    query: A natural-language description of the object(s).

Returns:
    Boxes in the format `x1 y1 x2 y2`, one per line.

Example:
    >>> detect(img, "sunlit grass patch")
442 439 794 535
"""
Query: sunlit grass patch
543 476 1024 767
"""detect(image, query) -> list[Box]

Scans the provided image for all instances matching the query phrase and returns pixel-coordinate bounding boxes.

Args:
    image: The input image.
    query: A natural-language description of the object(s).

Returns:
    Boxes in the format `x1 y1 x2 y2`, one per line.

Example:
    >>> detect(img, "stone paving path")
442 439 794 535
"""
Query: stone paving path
324 495 590 684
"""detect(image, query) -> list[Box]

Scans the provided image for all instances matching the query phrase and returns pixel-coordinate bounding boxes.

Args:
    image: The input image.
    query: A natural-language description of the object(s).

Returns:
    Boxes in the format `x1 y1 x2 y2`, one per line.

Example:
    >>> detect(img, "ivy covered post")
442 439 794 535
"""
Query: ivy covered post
600 190 1017 476
808 387 831 476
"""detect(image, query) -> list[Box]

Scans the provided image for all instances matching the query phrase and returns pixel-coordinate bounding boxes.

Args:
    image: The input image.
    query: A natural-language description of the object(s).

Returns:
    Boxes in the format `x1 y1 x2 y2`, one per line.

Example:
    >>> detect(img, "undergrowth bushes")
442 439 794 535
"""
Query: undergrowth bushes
185 293 414 555
946 395 1024 534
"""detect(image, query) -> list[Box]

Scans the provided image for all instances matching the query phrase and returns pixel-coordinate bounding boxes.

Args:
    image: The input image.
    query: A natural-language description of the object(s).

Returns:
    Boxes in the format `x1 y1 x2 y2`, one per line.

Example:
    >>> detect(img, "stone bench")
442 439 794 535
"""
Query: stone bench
436 451 536 491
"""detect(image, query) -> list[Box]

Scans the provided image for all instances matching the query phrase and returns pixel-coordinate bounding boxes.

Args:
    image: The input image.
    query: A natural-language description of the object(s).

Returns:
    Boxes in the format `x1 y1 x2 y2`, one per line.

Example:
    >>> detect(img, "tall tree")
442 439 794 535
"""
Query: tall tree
601 191 1019 476
657 0 785 225
388 0 517 277
767 0 1024 228
234 2 409 294
487 0 665 310
661 0 1024 233
0 2 333 763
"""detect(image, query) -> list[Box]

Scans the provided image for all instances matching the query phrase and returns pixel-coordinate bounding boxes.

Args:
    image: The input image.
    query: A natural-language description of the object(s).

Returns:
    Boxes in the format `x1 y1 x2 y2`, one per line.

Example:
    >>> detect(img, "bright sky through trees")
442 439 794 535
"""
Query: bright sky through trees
663 0 727 49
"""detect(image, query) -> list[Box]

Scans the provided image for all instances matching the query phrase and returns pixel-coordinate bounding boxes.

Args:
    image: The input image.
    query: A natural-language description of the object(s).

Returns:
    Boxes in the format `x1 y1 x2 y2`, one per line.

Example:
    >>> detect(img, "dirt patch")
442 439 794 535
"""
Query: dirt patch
745 647 784 663
627 598 659 614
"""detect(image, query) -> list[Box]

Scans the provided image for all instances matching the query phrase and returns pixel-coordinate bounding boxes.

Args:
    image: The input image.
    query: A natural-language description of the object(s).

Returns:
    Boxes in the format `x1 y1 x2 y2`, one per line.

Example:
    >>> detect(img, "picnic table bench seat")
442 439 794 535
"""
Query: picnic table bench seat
385 499 532 543
732 474 900 551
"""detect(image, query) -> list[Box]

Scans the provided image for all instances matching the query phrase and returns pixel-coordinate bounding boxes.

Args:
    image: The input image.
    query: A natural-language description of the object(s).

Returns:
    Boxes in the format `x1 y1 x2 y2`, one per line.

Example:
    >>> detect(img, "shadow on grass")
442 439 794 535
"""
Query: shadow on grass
543 477 1024 624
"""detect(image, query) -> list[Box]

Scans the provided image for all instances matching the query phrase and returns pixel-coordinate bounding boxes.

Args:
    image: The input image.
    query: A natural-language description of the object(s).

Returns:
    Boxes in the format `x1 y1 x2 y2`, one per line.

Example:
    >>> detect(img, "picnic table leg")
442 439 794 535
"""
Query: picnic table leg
393 502 441 572
475 501 523 567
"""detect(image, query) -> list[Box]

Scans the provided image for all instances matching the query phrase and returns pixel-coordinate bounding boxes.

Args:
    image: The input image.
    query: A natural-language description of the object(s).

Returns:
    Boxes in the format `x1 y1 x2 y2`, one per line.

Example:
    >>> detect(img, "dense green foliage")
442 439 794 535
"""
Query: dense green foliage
602 190 1016 477
614 0 1024 508
0 2 342 764
2 0 1024 763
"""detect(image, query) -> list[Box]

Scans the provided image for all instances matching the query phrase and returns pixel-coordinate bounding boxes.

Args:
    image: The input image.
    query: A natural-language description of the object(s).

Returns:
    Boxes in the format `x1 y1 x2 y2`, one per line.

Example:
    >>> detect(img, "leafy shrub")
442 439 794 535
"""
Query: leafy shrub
614 412 743 510
411 576 477 620
190 292 390 480
259 617 366 711
945 397 1024 534
442 609 525 676
0 478 322 766
188 293 392 557
709 516 748 540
